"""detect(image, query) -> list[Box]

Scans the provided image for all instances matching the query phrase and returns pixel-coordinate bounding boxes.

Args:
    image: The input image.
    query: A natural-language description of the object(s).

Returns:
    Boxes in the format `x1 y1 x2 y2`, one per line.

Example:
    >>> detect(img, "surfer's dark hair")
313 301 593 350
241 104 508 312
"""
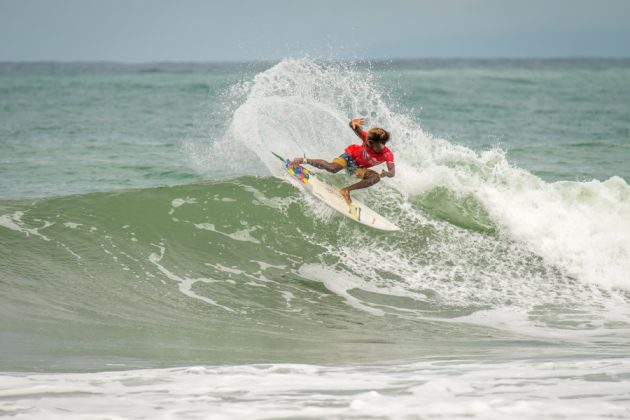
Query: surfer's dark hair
367 127 390 144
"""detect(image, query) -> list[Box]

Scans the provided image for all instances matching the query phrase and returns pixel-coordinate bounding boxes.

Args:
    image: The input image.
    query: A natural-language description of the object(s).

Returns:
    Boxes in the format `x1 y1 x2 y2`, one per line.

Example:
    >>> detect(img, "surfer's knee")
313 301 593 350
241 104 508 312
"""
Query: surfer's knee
330 162 344 173
364 170 380 185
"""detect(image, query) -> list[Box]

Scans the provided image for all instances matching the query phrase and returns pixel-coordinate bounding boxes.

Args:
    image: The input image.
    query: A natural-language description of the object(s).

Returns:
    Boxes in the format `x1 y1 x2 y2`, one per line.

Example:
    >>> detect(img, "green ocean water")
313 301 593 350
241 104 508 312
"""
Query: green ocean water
1 58 630 418
1 60 628 199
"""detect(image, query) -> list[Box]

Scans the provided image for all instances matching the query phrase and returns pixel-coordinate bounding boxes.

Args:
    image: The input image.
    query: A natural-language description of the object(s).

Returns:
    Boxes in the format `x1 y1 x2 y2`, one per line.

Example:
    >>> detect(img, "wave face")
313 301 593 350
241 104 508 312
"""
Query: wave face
1 176 629 371
1 58 630 374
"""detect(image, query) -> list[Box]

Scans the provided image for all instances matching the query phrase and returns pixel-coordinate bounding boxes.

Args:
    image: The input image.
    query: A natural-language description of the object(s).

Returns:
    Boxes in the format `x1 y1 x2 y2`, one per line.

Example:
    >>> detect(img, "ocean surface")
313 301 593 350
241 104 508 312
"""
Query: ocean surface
1 58 629 419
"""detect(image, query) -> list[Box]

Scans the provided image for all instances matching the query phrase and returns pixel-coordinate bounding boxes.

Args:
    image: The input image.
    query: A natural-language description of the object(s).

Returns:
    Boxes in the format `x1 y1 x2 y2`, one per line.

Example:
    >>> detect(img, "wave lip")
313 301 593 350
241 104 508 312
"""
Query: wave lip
485 175 630 290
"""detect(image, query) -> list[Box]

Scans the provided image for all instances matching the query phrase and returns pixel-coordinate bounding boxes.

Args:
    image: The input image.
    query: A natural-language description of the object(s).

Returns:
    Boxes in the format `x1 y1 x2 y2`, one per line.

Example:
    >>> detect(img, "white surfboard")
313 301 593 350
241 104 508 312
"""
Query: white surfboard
273 152 400 232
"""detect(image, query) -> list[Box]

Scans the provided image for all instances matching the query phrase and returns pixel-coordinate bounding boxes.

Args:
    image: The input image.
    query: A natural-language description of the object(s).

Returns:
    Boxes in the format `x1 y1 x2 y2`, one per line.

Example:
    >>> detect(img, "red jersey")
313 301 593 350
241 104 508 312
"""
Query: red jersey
345 130 394 168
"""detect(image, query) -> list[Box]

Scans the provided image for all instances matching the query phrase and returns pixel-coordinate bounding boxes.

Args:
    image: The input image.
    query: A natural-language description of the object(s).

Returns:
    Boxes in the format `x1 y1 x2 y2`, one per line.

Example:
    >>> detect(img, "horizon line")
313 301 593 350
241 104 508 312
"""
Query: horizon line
1 56 630 66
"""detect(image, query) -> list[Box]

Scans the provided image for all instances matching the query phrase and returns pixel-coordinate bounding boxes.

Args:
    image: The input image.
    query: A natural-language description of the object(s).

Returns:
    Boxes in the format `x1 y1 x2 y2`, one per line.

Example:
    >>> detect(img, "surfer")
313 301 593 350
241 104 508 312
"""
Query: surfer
291 118 395 204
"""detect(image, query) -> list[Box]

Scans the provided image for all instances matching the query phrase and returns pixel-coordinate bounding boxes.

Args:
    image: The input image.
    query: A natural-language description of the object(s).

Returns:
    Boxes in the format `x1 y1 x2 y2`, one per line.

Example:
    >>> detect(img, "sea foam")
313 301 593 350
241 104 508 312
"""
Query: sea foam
208 57 630 293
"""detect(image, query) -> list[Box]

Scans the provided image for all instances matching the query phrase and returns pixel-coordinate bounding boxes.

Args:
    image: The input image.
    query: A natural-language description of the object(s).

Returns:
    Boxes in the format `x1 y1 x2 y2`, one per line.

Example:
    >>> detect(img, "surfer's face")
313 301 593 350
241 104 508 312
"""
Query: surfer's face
367 139 386 154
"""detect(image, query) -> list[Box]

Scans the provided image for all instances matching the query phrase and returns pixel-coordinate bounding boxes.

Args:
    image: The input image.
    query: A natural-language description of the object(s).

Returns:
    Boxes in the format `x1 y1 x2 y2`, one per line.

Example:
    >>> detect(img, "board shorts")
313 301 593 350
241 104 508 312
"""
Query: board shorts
332 153 368 178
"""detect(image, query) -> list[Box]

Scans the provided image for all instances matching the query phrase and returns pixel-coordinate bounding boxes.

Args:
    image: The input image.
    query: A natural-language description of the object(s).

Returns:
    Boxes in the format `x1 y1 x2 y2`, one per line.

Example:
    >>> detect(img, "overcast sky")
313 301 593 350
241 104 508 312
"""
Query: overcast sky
1 0 629 62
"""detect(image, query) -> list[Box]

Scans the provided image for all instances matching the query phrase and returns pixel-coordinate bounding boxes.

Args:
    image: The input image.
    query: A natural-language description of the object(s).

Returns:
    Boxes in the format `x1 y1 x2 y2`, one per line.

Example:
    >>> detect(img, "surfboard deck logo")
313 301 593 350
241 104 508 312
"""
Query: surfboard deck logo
273 152 400 232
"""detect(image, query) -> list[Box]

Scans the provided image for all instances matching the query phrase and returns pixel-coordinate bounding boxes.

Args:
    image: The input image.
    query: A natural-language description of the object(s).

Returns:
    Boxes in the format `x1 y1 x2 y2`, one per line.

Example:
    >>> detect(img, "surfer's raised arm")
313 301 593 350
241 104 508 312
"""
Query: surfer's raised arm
349 118 367 140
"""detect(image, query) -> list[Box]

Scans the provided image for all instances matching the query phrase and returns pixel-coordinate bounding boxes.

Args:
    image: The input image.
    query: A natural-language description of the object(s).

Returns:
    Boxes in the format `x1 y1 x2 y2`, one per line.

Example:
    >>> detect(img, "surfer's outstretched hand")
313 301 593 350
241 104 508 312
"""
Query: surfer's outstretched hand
350 118 364 130
290 157 306 166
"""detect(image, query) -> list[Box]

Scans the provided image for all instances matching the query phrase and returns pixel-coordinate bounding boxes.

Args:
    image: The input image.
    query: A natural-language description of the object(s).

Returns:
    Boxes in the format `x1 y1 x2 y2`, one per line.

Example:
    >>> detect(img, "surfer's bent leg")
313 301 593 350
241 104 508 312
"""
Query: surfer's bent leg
348 169 380 190
340 170 380 204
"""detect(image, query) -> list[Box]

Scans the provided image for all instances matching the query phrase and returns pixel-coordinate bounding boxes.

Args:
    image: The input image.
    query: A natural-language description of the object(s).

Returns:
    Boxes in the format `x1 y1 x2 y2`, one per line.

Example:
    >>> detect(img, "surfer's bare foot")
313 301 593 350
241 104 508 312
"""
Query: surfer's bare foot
339 188 352 204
